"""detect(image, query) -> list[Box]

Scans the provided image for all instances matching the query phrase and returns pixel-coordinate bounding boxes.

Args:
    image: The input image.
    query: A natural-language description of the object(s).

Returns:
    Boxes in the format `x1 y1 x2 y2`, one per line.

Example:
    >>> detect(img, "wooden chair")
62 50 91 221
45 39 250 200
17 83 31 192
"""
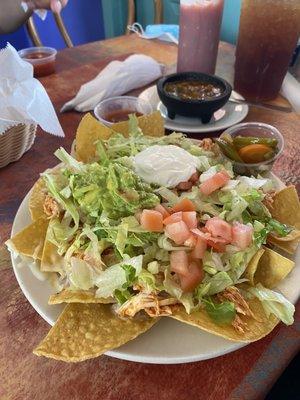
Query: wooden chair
126 0 163 34
26 13 73 48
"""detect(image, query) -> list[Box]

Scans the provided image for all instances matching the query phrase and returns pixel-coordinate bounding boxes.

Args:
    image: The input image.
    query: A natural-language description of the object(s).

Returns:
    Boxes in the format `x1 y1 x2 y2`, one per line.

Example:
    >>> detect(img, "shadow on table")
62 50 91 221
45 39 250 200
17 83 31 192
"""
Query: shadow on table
265 353 300 399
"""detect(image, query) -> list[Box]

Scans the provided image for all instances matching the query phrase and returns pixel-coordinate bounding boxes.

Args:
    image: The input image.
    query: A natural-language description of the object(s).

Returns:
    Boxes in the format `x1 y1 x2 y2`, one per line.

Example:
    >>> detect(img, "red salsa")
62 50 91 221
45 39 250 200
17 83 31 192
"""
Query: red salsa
104 110 143 123
22 52 56 77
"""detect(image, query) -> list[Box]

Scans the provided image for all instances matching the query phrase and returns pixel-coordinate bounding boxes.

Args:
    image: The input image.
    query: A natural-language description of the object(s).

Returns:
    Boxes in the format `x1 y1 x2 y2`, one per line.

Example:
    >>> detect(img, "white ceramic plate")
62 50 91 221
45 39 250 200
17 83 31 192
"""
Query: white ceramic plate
139 85 249 134
11 177 300 364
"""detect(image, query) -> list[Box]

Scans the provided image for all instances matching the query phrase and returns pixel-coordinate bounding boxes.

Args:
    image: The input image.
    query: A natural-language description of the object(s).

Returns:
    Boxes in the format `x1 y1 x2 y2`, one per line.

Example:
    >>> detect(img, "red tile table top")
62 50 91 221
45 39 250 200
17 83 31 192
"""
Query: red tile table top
0 36 299 400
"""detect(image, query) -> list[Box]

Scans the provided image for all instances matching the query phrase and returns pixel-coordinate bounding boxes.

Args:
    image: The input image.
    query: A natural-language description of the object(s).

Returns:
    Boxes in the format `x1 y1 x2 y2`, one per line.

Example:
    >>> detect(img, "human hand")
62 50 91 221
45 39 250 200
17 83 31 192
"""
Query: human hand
25 0 68 13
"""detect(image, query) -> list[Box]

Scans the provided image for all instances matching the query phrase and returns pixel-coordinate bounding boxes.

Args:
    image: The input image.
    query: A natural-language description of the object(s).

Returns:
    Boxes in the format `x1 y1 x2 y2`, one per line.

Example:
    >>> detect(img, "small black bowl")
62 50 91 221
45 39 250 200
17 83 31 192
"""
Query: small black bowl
157 72 232 124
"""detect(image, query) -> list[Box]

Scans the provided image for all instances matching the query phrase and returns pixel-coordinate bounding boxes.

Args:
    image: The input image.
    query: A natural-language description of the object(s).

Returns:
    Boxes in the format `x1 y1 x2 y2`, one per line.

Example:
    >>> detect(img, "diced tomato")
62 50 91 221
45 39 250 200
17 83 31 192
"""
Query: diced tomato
182 211 197 229
191 227 227 253
232 222 253 250
206 239 226 253
171 198 196 213
205 217 232 242
140 209 163 232
165 220 191 245
170 250 189 276
179 261 204 292
155 204 170 219
199 171 230 196
191 237 207 259
184 235 197 248
163 211 183 225
190 227 210 240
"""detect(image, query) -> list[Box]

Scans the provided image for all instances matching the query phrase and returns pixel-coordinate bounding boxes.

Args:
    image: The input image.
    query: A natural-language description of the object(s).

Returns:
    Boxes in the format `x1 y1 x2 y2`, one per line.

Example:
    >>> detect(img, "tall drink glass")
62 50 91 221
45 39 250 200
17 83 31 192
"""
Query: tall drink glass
177 0 224 74
234 0 300 101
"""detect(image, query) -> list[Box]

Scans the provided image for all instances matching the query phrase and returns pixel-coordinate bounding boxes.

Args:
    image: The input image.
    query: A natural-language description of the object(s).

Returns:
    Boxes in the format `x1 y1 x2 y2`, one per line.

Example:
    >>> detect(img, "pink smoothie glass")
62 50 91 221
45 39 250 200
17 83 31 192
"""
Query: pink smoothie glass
177 0 224 74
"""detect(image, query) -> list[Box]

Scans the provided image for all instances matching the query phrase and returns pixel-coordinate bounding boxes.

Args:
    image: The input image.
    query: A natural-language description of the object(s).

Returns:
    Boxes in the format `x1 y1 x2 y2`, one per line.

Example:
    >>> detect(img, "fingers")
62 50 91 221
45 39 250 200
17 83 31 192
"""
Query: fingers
50 0 62 13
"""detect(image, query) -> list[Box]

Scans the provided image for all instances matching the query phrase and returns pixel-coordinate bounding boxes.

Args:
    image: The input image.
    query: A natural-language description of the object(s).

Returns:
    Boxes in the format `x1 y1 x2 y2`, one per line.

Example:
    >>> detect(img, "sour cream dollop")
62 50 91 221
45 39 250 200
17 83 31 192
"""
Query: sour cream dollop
133 145 199 188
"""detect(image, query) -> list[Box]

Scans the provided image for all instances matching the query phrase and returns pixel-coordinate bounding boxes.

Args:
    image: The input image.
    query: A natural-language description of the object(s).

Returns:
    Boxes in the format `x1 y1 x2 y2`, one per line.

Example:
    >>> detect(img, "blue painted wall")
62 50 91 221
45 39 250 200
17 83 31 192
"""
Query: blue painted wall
102 0 242 44
0 0 242 51
0 0 105 50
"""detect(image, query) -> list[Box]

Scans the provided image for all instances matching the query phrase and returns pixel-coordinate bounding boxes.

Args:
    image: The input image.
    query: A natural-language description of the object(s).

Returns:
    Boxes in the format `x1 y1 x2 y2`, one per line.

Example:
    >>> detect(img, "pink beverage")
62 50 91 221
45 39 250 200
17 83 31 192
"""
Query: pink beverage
177 0 224 74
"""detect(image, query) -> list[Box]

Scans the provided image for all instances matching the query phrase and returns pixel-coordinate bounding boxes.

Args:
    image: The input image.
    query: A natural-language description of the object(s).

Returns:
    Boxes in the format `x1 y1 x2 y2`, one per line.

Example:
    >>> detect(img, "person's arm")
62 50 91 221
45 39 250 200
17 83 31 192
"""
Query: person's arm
0 0 33 34
0 0 68 34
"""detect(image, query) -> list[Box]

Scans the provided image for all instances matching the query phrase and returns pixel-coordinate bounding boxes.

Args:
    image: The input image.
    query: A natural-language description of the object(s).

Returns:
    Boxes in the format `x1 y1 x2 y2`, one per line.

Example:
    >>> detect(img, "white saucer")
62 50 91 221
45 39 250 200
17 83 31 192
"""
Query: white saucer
139 85 249 134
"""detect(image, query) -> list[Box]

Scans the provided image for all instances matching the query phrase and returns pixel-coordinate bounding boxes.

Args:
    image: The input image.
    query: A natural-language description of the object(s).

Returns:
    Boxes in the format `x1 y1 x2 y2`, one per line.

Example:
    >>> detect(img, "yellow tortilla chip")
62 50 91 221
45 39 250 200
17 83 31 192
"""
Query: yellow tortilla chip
171 298 278 342
75 111 165 163
40 219 65 273
76 113 113 163
33 303 158 362
253 248 294 289
268 235 299 255
41 240 65 273
29 178 47 221
243 248 265 286
48 290 114 304
268 186 300 230
6 217 49 260
111 110 164 138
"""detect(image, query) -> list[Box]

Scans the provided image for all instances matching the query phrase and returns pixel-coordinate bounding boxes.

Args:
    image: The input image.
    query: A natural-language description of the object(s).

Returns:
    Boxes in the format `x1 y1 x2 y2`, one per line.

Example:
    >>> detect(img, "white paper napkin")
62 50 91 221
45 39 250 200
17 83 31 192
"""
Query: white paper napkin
0 43 64 136
280 72 300 114
61 54 163 113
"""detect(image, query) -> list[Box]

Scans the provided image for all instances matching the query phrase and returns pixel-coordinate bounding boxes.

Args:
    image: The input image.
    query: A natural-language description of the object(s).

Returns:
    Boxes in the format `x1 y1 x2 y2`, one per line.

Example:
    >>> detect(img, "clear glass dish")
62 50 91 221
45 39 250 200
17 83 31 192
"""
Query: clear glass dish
220 122 284 176
94 96 153 127
18 47 57 77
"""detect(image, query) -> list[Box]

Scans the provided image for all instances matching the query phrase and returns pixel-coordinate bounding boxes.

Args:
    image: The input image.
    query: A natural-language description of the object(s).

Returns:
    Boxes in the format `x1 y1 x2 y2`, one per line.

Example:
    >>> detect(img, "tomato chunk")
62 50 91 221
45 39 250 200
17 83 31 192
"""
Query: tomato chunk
182 211 197 229
170 250 189 276
191 237 207 259
140 209 163 232
199 171 230 196
232 222 253 250
155 204 170 219
179 261 204 292
205 217 232 242
165 220 191 245
171 198 196 213
206 239 227 253
184 235 197 248
163 211 183 225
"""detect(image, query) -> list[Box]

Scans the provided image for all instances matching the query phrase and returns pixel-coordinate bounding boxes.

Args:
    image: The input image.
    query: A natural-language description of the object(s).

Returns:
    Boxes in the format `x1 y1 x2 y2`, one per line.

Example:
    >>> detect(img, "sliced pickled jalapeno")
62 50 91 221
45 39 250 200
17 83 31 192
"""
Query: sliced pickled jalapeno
233 136 278 149
215 138 244 162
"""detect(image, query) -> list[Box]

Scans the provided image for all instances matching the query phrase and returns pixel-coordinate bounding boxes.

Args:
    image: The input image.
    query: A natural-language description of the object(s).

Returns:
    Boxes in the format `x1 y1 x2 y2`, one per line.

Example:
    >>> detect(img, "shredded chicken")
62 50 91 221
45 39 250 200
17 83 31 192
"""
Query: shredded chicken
199 138 214 151
43 195 60 218
217 286 255 334
262 190 276 211
117 292 179 318
232 314 249 334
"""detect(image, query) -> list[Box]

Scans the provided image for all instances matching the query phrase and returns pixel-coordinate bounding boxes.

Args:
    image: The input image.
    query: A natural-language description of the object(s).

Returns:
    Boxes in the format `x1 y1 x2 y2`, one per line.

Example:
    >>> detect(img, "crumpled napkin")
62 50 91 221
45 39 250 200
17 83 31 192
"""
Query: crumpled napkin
280 72 300 114
61 54 163 113
0 43 64 136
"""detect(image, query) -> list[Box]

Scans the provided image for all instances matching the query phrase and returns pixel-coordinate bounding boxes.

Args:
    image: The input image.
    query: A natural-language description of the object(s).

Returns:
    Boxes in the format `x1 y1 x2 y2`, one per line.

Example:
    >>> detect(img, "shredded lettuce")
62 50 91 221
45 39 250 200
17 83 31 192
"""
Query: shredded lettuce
147 261 159 274
248 284 295 325
206 271 233 295
69 257 95 290
137 269 157 292
155 187 179 205
95 255 143 298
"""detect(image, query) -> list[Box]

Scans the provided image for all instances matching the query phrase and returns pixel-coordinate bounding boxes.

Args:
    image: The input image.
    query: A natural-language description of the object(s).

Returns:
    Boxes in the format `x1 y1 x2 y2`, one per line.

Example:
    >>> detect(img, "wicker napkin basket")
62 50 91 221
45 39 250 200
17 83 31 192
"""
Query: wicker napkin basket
0 123 37 168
